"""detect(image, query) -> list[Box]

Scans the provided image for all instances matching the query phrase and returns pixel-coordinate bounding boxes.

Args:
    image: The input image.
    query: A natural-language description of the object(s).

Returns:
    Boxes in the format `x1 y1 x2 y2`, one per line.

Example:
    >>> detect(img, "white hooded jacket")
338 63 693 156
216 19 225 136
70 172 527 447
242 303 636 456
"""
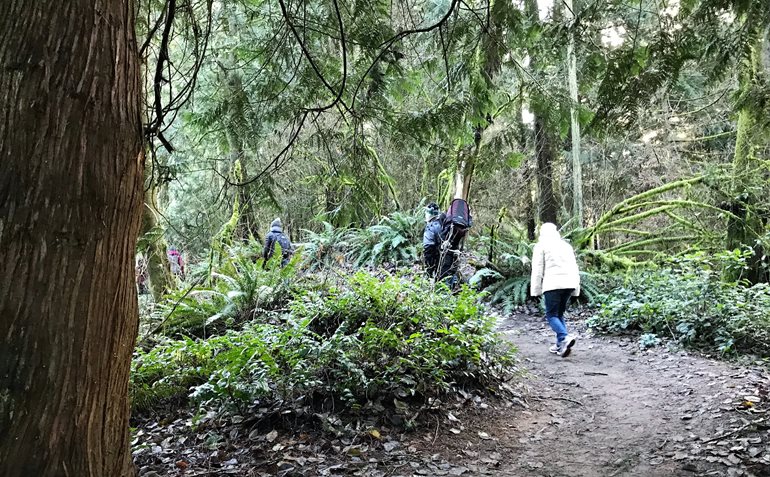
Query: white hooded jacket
530 223 581 297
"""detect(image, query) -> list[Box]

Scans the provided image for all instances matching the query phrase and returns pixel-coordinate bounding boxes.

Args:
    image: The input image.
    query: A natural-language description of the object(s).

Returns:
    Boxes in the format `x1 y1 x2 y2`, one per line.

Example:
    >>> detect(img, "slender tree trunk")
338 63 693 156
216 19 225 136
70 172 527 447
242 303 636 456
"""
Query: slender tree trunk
513 88 536 239
140 197 173 299
727 34 768 282
222 63 258 242
454 150 477 201
221 10 258 242
565 0 584 227
0 1 143 476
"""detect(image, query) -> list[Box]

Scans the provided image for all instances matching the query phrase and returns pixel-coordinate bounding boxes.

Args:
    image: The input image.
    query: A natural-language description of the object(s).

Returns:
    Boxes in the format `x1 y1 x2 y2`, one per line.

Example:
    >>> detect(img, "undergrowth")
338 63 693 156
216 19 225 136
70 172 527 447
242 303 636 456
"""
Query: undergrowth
154 242 301 337
301 209 423 269
131 270 517 425
346 210 423 267
588 251 770 356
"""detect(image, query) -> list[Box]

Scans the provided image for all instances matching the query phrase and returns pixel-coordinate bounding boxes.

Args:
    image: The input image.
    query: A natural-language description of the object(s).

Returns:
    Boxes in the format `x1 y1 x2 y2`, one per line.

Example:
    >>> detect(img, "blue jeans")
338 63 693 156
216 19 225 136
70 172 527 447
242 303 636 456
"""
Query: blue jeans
544 289 574 344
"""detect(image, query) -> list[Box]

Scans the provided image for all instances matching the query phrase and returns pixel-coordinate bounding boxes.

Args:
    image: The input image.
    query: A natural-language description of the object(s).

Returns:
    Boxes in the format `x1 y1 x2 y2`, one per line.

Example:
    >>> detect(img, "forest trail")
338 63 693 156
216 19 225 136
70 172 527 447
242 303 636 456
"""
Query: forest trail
132 311 769 477
485 313 769 477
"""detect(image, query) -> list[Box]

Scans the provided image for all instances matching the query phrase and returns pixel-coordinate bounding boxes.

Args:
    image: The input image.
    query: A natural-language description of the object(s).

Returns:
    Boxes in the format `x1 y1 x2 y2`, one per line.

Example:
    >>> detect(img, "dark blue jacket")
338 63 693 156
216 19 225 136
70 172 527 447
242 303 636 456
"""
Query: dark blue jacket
423 215 444 251
264 225 293 263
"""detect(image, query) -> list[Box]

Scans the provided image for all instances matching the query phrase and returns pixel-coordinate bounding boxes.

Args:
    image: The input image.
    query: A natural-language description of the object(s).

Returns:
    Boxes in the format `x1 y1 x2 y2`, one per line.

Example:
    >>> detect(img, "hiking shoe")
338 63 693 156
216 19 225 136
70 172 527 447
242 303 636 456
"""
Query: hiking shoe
559 336 576 358
549 344 559 354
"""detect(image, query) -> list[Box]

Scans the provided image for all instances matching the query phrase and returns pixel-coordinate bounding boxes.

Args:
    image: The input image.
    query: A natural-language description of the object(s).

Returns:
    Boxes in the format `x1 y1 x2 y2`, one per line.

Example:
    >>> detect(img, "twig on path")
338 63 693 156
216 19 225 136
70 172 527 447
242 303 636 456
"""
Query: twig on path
701 418 766 444
584 371 608 376
532 396 584 406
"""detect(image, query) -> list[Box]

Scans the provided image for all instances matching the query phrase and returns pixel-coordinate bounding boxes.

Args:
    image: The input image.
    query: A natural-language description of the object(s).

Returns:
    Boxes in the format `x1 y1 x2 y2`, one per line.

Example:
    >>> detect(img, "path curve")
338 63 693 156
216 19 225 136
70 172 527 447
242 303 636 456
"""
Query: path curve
493 313 768 477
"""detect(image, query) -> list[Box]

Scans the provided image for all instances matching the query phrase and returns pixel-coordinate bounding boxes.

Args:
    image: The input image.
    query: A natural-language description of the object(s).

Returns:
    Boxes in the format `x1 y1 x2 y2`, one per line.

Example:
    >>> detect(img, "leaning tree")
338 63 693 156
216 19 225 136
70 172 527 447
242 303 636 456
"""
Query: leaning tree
0 1 144 475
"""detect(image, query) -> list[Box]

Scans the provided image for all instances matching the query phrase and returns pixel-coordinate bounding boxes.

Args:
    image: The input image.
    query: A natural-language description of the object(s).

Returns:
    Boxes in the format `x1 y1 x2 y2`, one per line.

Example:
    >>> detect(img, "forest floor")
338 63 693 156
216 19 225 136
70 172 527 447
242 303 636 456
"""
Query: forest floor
133 312 770 477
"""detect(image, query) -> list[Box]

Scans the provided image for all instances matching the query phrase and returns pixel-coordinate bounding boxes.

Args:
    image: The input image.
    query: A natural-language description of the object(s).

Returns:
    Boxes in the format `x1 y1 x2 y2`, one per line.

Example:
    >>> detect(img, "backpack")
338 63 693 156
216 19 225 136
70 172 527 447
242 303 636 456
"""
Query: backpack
441 199 472 250
276 233 293 257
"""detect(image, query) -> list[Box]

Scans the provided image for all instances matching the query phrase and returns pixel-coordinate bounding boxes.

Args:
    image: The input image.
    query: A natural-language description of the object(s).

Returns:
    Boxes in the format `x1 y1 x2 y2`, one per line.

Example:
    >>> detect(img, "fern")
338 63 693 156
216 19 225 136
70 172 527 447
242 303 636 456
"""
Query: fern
301 221 350 271
347 209 424 267
156 242 301 337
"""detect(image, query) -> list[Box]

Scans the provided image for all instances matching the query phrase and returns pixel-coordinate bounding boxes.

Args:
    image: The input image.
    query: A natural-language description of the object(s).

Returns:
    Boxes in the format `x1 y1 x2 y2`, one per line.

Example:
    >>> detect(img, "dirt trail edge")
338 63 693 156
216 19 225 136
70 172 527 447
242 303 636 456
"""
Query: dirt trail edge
491 313 770 477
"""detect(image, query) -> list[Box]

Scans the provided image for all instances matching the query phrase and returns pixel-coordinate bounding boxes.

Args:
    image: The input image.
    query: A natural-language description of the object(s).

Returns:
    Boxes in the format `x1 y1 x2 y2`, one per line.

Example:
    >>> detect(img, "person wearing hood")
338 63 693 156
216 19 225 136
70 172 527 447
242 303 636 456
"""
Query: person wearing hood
264 218 293 266
422 202 444 278
530 223 581 357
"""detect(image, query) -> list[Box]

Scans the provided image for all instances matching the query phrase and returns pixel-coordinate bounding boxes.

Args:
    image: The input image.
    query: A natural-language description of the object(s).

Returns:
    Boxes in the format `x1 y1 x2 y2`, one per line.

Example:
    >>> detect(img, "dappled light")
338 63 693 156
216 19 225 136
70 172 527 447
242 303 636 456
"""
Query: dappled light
2 0 769 476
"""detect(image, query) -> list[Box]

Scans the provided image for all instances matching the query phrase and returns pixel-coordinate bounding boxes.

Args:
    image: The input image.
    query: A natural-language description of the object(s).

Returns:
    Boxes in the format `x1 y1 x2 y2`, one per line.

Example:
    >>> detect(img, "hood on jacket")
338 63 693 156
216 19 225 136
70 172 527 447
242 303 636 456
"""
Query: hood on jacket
270 218 283 233
538 222 561 242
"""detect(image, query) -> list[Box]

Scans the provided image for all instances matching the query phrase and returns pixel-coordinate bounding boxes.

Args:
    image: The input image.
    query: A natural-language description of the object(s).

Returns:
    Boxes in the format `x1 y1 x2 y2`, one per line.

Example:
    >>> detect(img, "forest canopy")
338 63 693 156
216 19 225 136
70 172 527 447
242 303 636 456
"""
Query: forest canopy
1 0 769 475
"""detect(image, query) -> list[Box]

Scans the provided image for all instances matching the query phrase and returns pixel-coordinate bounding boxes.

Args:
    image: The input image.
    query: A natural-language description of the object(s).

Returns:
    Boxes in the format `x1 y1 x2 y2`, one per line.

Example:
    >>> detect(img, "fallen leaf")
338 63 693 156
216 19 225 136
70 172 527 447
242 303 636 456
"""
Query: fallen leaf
383 441 400 452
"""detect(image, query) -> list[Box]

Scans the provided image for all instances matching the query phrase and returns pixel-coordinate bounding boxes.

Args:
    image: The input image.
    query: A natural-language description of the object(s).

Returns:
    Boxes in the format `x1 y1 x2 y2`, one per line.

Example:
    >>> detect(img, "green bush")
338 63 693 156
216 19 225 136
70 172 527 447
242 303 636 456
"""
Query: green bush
131 270 516 418
155 242 301 337
347 210 423 267
300 221 350 271
588 251 770 356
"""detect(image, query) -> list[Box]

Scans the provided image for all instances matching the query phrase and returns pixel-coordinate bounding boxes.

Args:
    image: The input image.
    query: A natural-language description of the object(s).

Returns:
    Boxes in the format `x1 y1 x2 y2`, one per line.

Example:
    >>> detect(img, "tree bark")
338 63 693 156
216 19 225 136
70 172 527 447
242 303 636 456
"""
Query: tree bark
726 34 768 282
0 1 143 476
565 0 584 227
534 116 560 224
140 197 173 300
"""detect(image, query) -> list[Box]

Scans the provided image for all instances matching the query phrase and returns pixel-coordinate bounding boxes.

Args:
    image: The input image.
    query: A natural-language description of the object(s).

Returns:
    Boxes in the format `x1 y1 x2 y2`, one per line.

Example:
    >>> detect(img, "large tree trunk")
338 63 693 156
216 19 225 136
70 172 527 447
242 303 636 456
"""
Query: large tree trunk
524 0 560 227
534 116 560 224
0 1 143 476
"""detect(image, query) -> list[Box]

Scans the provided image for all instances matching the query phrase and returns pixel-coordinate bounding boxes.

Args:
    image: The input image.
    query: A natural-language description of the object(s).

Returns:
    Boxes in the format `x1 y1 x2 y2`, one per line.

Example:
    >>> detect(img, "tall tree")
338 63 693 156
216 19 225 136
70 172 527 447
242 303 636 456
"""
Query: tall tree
564 0 584 227
727 32 769 282
524 0 560 225
0 1 143 475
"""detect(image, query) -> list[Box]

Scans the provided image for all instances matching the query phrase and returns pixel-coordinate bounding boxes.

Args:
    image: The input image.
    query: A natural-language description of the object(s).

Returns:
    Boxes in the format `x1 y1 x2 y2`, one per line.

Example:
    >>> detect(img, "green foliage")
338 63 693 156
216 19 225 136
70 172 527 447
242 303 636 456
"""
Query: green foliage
638 333 662 349
131 270 516 418
347 209 424 267
588 251 770 356
301 221 350 271
156 242 300 337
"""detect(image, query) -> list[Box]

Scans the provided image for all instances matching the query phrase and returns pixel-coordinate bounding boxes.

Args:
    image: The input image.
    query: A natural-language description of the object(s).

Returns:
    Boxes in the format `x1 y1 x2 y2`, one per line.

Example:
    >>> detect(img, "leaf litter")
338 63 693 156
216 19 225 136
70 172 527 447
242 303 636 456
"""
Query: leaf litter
134 310 770 476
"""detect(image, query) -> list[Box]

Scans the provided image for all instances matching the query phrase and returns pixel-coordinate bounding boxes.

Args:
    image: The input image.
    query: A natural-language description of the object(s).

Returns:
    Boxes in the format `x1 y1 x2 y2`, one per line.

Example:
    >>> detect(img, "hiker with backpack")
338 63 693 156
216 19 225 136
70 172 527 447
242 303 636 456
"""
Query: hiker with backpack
423 202 444 278
530 223 580 358
264 218 294 267
438 199 471 288
422 199 472 288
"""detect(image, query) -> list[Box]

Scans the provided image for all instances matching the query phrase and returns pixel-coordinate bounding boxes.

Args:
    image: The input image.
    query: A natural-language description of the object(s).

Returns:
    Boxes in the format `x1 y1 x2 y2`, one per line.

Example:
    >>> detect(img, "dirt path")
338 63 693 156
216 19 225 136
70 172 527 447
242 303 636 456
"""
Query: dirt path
487 313 770 477
133 312 769 477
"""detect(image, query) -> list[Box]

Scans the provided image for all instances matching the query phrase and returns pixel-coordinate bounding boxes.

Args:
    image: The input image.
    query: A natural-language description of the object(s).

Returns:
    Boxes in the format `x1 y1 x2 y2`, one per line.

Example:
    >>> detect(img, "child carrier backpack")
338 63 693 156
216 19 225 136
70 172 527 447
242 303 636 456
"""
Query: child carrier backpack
441 199 472 250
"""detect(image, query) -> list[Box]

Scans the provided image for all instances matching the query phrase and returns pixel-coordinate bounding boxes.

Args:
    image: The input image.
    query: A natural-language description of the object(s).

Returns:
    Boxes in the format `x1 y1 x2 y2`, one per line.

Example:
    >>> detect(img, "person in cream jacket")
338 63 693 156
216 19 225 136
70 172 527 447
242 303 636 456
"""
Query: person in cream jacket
530 223 581 357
